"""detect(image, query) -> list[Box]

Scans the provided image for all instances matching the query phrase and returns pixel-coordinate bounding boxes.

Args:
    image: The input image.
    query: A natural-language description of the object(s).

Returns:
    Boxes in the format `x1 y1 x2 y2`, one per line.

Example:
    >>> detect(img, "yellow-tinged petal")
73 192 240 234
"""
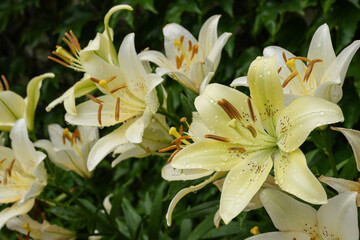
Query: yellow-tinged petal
6 214 42 240
26 73 55 131
259 189 318 236
219 149 273 224
331 127 360 171
0 199 35 229
276 96 343 152
274 149 327 204
0 91 26 131
245 232 310 240
166 172 225 226
161 164 213 181
247 56 284 137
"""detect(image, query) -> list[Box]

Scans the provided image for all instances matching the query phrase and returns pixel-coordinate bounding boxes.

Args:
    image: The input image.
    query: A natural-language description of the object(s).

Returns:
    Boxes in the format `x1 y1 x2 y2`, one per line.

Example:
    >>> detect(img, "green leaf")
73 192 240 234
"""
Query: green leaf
148 182 165 240
179 219 192 240
187 214 214 240
121 197 142 239
219 0 234 17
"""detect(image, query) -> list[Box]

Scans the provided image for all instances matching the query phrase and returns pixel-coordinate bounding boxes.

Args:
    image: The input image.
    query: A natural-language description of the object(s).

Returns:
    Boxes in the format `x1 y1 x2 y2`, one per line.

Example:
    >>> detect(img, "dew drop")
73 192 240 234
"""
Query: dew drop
299 124 303 128
221 155 228 161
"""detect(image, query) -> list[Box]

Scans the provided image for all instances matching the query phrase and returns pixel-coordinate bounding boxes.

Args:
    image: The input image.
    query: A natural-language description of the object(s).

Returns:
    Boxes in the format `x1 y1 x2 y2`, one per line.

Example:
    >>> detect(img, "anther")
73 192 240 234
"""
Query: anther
282 72 298 88
71 129 82 145
86 94 104 104
290 56 311 62
205 134 230 142
228 147 245 152
188 40 192 51
1 75 10 90
0 158 6 164
159 145 178 152
282 52 288 64
8 159 15 177
246 125 257 138
171 135 191 144
176 54 185 69
303 59 322 83
48 56 70 68
247 98 256 122
277 67 282 73
115 97 120 121
218 99 242 120
62 128 72 144
191 45 198 60
110 84 127 93
90 77 100 84
98 104 103 126
250 226 260 235
180 117 187 122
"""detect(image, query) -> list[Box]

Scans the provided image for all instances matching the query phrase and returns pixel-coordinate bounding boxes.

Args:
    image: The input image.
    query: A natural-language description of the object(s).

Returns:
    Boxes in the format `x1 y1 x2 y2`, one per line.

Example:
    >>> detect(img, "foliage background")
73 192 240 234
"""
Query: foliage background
0 0 360 239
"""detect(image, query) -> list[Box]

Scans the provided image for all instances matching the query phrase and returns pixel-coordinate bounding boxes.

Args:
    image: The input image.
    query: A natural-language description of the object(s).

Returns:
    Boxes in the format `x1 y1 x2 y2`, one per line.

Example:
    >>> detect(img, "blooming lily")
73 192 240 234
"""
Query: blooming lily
246 189 359 240
87 114 172 171
0 73 54 131
319 175 360 206
167 56 343 224
139 15 231 94
6 214 76 240
232 24 360 104
0 119 47 229
35 124 99 178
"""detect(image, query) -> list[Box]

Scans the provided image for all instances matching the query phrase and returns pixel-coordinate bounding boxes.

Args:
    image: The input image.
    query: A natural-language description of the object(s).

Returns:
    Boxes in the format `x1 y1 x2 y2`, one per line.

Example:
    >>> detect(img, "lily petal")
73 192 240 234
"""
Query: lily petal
139 50 176 71
260 189 318 235
319 176 360 205
330 127 360 171
230 76 248 87
198 15 220 56
206 32 232 70
219 149 273 224
274 149 327 204
276 96 343 152
161 164 213 181
247 56 284 136
0 91 26 131
307 24 336 84
318 192 359 240
246 232 310 240
0 199 35 229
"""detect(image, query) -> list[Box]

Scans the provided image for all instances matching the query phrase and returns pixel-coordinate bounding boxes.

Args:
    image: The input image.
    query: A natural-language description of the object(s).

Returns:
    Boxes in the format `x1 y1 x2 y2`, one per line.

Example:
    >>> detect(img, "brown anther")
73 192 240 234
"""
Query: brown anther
107 76 116 83
159 145 178 153
205 134 230 142
171 135 191 144
51 51 72 64
176 54 185 69
62 128 72 144
191 45 198 60
90 77 100 83
72 129 82 145
0 158 6 164
167 148 180 164
69 30 81 50
282 52 288 64
246 125 257 138
290 56 311 62
115 97 120 121
180 117 187 122
178 124 183 136
0 78 3 91
8 159 15 177
277 67 282 73
4 170 7 185
282 72 298 88
48 56 70 68
1 75 10 90
218 99 242 120
98 104 103 126
247 98 256 122
303 59 322 83
86 94 104 104
180 35 184 44
62 36 77 56
188 40 192 51
228 147 245 152
110 84 127 93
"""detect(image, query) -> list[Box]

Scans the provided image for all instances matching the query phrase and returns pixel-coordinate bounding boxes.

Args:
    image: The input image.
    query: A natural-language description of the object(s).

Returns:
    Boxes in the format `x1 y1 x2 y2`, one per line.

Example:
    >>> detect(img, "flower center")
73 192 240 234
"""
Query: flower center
0 158 15 185
62 128 83 158
281 52 323 96
173 35 199 70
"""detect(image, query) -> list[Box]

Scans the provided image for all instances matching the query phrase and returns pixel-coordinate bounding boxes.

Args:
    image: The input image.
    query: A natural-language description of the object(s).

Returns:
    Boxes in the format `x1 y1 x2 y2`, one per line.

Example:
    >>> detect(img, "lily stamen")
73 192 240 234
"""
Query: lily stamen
90 77 100 84
71 129 82 145
115 97 120 121
1 75 10 91
86 94 104 126
218 99 242 120
303 59 322 83
289 56 311 62
0 158 5 164
246 125 257 138
159 145 178 153
191 45 199 60
110 84 127 93
247 98 256 122
176 54 185 69
278 67 282 73
8 159 15 177
62 128 72 144
282 72 298 88
204 134 230 142
188 40 192 51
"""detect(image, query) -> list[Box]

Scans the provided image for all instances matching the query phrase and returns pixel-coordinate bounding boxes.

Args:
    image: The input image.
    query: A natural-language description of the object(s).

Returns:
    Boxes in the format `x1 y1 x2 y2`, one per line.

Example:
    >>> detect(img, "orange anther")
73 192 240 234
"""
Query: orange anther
115 97 120 121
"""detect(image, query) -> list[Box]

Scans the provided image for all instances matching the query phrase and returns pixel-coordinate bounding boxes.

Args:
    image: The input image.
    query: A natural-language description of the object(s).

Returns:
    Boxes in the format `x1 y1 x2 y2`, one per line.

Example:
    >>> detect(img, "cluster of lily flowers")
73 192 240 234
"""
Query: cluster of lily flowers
1 4 360 239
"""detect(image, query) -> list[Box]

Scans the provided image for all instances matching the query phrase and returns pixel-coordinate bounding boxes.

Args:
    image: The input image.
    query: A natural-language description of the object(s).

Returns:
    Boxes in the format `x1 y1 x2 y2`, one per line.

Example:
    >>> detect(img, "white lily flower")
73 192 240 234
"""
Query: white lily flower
246 189 359 240
0 73 54 131
232 24 360 104
0 119 47 229
6 214 76 240
167 56 344 224
139 15 232 94
35 124 98 178
87 114 172 171
330 126 360 171
319 175 360 206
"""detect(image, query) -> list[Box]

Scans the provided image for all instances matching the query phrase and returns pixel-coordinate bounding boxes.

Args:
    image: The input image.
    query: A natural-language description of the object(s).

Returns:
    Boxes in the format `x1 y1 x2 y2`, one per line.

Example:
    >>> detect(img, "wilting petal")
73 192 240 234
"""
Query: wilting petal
247 56 284 136
219 149 273 224
0 91 25 131
318 192 359 240
26 73 55 130
274 149 327 204
230 76 248 87
276 96 343 152
171 140 244 171
0 199 35 229
307 24 336 84
161 164 213 181
321 40 360 87
46 76 97 115
198 15 220 56
246 232 310 240
166 172 224 226
331 127 360 171
260 189 318 235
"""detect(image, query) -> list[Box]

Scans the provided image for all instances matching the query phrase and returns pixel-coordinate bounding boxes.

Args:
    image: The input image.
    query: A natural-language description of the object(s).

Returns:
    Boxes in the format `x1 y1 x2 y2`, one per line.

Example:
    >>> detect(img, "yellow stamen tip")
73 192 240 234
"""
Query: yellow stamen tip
99 80 108 87
250 226 260 235
169 127 178 135
22 222 31 231
63 128 69 135
173 39 182 47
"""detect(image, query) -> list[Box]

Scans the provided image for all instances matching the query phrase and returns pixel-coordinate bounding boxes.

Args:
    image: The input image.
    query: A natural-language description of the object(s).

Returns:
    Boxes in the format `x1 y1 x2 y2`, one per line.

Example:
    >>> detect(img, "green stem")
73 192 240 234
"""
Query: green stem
320 130 338 177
